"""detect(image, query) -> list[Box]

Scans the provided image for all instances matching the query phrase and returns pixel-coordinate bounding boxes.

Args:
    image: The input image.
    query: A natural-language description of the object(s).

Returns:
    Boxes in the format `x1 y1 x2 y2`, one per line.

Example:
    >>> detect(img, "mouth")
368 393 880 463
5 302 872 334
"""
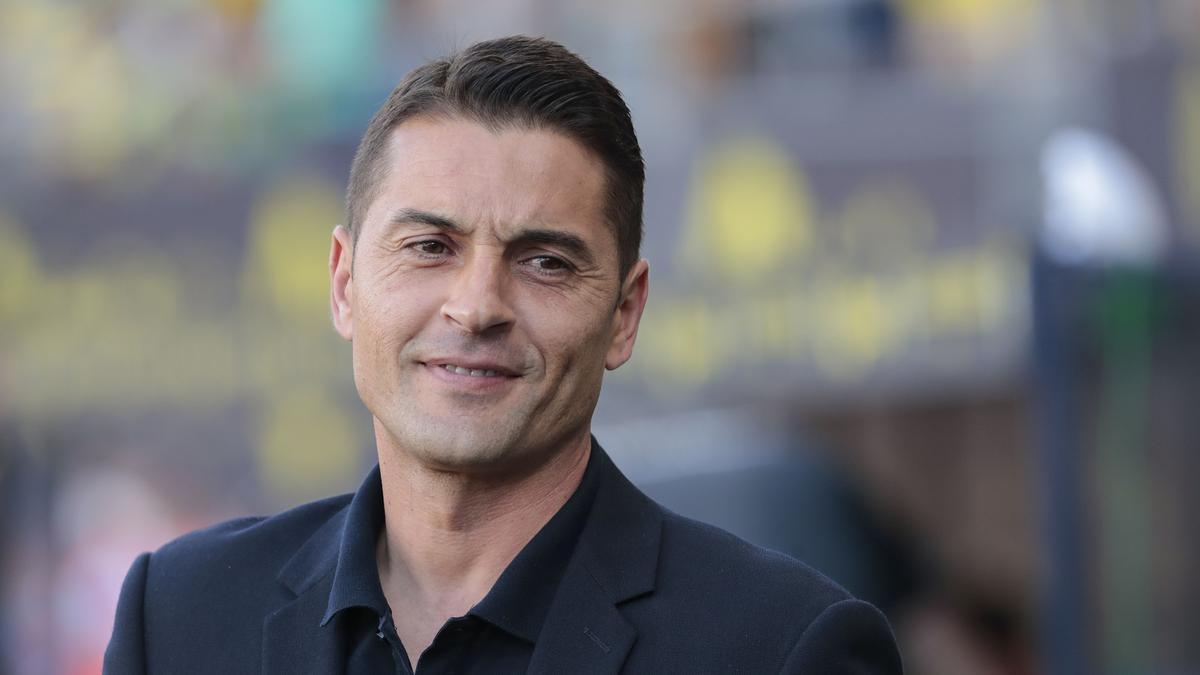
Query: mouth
422 359 521 379
420 359 521 392
437 363 505 378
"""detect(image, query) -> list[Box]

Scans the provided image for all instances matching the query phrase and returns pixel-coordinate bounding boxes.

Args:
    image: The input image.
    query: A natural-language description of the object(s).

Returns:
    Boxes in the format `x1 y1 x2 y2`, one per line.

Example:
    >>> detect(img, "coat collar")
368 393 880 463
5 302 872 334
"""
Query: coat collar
262 438 662 675
528 440 662 674
264 509 347 675
571 439 661 604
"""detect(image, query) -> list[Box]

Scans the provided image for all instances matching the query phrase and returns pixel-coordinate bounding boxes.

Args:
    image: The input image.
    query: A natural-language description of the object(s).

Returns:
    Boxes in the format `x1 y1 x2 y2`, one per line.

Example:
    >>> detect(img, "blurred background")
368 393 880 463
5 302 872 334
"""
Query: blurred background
2 0 1199 673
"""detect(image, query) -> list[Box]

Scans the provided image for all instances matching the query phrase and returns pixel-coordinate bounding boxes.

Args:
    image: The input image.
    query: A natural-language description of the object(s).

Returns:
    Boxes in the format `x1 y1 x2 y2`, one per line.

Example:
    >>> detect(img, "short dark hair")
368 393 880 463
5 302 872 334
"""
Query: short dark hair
345 36 644 279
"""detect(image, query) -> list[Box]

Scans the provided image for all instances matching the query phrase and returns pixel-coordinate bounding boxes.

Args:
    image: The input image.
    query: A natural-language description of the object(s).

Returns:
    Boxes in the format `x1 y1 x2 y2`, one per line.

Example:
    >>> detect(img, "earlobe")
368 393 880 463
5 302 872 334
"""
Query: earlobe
605 259 650 370
329 225 355 340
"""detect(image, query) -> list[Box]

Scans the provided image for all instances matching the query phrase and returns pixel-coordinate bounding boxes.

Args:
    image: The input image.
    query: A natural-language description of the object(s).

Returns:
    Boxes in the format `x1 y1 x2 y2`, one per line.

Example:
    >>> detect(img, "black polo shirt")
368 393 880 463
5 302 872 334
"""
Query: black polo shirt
319 449 601 674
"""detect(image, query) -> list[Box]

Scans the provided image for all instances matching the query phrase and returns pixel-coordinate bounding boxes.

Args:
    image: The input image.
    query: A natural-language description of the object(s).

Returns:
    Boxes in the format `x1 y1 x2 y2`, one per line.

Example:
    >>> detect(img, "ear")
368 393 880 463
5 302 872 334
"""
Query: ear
329 225 354 340
605 258 650 370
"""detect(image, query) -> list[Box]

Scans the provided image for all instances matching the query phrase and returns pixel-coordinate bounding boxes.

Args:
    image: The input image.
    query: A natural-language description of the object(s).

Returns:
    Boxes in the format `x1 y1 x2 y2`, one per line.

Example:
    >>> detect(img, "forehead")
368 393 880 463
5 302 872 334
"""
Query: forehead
362 117 612 249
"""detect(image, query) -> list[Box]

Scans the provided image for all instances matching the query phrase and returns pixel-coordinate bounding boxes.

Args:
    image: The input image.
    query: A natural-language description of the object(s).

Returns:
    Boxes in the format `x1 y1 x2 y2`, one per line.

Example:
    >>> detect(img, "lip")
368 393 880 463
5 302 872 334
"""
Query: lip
421 358 521 377
419 359 521 392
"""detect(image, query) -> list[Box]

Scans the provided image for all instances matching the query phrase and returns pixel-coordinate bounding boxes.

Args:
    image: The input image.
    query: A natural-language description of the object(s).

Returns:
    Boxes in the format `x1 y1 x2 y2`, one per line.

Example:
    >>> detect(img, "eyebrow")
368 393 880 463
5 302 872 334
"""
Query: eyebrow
513 229 596 268
388 207 598 268
388 208 463 233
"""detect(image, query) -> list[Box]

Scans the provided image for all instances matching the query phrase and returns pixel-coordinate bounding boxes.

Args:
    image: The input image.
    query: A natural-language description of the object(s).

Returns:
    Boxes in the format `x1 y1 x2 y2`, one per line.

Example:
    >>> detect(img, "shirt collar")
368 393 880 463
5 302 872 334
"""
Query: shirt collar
320 444 602 642
321 465 389 625
469 445 600 642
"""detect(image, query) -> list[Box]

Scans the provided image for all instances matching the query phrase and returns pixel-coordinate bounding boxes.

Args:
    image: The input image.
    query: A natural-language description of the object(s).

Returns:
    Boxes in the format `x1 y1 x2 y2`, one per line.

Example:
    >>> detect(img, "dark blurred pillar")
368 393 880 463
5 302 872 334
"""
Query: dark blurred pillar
1032 253 1093 675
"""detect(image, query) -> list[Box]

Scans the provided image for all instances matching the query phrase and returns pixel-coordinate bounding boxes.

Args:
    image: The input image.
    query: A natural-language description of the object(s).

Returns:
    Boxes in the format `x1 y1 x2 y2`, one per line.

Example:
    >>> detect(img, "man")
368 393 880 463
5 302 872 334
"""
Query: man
105 36 902 674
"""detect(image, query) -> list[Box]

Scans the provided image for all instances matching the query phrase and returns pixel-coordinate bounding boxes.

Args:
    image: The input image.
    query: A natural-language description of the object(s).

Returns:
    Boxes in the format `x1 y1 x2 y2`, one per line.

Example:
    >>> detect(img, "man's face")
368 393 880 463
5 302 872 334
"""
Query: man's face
329 117 648 474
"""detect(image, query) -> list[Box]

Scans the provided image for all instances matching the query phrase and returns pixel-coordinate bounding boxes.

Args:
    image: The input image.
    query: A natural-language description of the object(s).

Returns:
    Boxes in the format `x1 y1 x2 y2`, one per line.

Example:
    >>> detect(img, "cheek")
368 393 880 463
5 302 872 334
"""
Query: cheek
522 298 614 377
351 284 437 371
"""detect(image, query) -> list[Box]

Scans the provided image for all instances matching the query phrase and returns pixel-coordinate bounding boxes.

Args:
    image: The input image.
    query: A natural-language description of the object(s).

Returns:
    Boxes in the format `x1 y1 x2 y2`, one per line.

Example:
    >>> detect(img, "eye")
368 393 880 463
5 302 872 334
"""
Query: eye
533 256 565 270
409 240 449 256
526 255 571 274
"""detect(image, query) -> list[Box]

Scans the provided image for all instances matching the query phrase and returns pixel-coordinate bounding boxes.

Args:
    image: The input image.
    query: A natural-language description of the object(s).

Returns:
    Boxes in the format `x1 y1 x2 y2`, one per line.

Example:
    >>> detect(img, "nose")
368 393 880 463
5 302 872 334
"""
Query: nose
440 251 516 334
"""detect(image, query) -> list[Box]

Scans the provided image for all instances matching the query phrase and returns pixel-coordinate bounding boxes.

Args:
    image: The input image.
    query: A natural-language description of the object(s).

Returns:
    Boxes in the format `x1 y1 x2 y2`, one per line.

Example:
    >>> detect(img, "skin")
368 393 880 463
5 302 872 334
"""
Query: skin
328 116 649 666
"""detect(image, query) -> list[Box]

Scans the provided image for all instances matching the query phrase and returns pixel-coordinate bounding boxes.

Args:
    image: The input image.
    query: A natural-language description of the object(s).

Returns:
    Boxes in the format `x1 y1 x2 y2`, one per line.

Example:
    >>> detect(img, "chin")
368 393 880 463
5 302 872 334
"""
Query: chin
389 417 527 473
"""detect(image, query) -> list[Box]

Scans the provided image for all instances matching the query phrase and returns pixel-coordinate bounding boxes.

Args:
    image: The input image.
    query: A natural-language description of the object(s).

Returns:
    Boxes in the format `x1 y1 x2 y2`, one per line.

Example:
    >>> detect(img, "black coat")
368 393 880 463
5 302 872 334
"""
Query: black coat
104 444 902 674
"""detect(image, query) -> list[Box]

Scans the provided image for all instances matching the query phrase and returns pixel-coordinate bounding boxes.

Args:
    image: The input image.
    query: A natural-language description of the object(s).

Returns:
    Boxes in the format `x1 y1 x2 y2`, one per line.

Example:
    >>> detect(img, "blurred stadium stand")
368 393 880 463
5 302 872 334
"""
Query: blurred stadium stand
2 0 1199 673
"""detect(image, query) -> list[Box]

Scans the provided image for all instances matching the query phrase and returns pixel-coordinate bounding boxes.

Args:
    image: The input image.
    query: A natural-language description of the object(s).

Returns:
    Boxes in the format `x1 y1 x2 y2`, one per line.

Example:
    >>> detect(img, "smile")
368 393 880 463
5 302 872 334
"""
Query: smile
440 364 501 377
422 361 518 393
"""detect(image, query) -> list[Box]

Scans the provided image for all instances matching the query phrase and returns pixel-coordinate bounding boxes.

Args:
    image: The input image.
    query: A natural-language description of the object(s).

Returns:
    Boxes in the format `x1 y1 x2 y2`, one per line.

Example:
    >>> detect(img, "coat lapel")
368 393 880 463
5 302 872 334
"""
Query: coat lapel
527 565 637 674
528 442 663 675
262 573 344 675
262 509 348 675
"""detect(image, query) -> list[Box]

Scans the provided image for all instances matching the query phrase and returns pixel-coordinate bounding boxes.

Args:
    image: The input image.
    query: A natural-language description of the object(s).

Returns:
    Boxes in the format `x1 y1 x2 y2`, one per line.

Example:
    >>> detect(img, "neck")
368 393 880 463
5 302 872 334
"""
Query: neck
373 428 592 660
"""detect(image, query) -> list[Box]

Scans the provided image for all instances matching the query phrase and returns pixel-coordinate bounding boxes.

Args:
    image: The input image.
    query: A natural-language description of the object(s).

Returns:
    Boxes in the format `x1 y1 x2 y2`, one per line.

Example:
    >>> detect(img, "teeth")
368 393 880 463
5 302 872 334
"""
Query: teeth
440 364 499 377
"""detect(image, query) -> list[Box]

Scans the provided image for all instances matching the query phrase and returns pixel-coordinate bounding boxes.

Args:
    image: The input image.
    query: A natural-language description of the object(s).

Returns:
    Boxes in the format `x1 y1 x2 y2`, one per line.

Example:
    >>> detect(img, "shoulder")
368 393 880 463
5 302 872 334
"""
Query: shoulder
106 492 353 672
150 491 351 579
140 491 351 618
656 507 853 616
624 506 902 672
589 444 859 622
